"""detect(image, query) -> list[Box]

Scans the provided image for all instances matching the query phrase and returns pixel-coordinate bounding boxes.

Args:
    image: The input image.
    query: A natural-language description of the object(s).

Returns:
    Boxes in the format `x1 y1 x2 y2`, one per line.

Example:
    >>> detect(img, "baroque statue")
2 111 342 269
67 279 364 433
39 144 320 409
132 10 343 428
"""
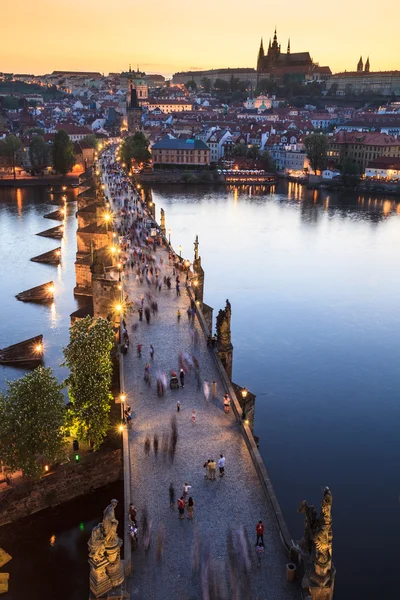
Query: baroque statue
88 499 124 598
216 299 232 349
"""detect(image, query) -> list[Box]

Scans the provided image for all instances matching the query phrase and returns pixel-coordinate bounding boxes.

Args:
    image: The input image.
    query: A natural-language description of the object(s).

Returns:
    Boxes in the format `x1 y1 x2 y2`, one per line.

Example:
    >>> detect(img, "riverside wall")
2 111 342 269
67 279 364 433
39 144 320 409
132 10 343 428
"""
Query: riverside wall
0 449 122 527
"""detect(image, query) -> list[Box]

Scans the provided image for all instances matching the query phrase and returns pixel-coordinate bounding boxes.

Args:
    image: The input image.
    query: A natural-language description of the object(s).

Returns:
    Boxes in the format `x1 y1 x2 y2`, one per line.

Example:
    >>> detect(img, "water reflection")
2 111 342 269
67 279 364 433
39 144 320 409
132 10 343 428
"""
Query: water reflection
151 180 400 600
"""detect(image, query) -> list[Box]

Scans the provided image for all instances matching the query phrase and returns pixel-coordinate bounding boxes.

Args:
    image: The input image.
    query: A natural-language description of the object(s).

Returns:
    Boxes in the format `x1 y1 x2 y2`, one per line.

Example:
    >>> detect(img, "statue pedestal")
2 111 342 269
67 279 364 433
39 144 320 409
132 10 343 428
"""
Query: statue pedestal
309 566 335 600
218 344 233 380
105 540 124 588
88 557 113 598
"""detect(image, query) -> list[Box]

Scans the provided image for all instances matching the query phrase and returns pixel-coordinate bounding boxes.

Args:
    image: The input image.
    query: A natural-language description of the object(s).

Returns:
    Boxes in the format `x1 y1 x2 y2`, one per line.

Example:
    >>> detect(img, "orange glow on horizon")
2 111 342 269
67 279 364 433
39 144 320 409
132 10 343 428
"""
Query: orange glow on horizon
1 1 399 75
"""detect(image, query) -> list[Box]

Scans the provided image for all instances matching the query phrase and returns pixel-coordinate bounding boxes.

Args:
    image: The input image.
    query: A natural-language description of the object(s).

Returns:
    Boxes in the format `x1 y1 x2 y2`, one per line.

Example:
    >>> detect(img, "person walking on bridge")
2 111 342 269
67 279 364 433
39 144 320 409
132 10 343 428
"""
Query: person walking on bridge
256 520 264 545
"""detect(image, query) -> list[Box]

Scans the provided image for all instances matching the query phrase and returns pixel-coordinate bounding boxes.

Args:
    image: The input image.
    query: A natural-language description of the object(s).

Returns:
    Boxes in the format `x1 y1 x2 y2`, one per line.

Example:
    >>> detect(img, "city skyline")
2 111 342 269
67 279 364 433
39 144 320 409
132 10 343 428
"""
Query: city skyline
1 0 399 76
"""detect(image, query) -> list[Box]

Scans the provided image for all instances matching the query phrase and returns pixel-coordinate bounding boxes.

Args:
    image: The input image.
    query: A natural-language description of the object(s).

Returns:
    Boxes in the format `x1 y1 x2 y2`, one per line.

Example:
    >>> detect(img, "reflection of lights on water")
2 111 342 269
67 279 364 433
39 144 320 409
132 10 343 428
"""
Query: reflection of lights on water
50 534 56 546
16 188 23 215
50 302 57 327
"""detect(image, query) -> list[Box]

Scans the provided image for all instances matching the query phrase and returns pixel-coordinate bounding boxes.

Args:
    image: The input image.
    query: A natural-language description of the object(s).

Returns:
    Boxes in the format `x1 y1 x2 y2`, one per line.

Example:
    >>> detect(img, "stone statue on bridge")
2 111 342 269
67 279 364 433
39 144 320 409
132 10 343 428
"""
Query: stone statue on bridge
88 499 125 598
216 299 232 350
298 487 335 600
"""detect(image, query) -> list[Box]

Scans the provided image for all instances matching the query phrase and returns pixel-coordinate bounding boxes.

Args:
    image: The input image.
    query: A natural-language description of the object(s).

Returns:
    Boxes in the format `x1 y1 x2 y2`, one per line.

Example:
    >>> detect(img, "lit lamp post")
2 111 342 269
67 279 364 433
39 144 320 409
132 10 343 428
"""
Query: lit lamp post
168 228 171 244
120 393 126 424
178 244 182 259
241 387 248 424
104 212 111 232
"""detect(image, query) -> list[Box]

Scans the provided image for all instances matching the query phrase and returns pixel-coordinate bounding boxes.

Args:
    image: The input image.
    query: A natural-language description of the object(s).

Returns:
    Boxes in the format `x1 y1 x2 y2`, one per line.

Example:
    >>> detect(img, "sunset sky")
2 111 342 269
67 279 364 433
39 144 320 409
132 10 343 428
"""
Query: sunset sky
2 0 399 77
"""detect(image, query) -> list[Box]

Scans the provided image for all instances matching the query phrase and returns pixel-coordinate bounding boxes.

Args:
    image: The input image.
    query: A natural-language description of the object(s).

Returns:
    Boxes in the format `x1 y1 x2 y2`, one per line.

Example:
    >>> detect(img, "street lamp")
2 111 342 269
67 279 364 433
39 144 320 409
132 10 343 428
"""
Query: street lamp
241 387 248 400
168 228 171 244
178 244 182 258
104 213 111 231
120 393 126 423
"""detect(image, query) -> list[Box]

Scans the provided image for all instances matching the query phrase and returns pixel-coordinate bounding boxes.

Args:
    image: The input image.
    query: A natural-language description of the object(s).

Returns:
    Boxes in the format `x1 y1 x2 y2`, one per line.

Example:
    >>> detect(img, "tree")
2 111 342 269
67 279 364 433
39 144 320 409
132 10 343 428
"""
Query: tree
0 367 66 478
231 143 247 157
303 133 329 174
0 135 23 179
340 157 360 185
63 316 115 450
247 145 260 159
121 131 151 168
52 129 75 175
201 77 211 92
259 150 275 172
82 134 99 149
214 78 229 92
185 80 197 91
29 135 49 173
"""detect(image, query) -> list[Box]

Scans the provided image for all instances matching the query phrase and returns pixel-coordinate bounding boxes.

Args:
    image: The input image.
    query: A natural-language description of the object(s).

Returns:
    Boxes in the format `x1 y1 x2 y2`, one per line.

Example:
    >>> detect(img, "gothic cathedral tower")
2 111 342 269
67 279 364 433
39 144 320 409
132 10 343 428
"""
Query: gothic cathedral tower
126 66 143 134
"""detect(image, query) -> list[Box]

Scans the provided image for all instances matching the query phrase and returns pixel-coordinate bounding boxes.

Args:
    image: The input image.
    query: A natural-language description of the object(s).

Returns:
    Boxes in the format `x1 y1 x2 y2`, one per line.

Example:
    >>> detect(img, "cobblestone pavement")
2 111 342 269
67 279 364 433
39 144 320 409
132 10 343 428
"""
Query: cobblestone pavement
122 244 300 600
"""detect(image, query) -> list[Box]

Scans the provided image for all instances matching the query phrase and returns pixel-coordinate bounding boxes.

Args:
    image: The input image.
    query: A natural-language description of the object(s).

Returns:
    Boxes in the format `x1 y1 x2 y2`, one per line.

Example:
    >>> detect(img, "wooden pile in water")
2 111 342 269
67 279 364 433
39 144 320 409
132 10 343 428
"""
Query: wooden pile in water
43 209 65 221
16 281 54 303
36 225 64 239
0 334 43 366
31 247 61 265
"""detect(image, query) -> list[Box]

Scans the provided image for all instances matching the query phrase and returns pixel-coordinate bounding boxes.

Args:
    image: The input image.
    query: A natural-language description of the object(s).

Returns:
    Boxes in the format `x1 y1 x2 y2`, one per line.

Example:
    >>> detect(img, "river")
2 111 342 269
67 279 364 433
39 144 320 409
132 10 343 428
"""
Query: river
151 181 400 600
0 182 399 599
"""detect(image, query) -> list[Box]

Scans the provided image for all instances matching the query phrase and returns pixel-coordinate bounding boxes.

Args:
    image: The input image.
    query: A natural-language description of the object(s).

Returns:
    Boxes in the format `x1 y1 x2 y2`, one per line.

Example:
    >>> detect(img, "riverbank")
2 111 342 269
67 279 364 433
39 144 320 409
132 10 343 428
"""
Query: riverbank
0 175 79 188
138 169 276 186
304 174 400 197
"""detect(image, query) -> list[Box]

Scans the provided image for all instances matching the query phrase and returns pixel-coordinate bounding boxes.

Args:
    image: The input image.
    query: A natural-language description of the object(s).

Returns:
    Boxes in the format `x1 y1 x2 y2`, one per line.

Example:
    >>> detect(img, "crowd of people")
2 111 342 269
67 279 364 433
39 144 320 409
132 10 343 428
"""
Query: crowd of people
98 147 267 597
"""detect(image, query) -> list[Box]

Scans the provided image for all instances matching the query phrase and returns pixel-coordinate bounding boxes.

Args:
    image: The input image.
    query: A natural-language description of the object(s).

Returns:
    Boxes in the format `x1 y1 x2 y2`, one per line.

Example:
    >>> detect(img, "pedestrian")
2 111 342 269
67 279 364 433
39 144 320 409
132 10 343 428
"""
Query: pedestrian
176 283 180 297
255 543 265 568
256 520 265 545
177 496 185 519
187 496 195 520
218 454 225 477
223 393 231 414
153 434 159 456
203 380 210 401
150 344 154 360
138 307 143 321
145 306 151 324
144 436 150 456
137 344 142 357
177 309 181 322
177 400 181 412
212 380 217 399
203 459 210 479
169 482 175 507
191 409 196 424
179 369 185 388
208 459 216 481
183 482 192 504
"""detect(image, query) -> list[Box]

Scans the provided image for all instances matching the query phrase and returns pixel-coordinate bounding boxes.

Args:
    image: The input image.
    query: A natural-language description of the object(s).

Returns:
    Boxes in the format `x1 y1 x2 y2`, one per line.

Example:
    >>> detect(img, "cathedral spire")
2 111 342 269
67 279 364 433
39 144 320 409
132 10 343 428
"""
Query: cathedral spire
365 56 370 72
287 38 290 54
357 56 363 72
259 37 264 55
129 63 131 73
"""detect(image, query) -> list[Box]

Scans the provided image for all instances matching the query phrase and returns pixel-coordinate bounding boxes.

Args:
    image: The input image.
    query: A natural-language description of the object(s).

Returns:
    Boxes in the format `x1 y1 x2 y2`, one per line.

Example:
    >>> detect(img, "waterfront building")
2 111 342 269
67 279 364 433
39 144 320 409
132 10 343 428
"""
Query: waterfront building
256 29 331 84
151 137 210 166
365 157 400 180
328 131 400 172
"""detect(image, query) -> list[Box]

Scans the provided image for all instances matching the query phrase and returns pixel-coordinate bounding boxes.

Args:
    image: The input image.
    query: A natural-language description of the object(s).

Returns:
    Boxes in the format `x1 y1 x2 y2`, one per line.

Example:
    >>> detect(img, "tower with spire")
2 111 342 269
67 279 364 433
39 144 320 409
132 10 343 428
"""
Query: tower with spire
357 56 363 72
257 38 265 71
364 57 370 72
126 65 143 134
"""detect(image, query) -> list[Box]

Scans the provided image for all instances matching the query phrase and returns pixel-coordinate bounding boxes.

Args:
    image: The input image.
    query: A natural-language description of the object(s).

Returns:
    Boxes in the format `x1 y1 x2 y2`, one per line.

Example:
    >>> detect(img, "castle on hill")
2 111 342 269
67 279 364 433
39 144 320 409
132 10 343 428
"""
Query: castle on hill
256 28 331 84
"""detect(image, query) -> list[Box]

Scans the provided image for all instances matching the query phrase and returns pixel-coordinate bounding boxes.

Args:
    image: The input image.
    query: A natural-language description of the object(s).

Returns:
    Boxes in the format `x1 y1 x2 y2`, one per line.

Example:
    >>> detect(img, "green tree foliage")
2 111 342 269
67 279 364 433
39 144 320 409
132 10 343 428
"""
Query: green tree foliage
340 157 361 185
0 367 66 478
185 80 197 91
121 132 151 168
214 78 229 92
201 77 211 92
259 150 275 172
303 133 329 173
52 129 75 175
1 96 19 110
82 134 99 149
0 134 23 179
247 145 260 159
255 79 278 95
231 143 247 157
26 127 45 136
29 135 49 173
63 316 115 450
